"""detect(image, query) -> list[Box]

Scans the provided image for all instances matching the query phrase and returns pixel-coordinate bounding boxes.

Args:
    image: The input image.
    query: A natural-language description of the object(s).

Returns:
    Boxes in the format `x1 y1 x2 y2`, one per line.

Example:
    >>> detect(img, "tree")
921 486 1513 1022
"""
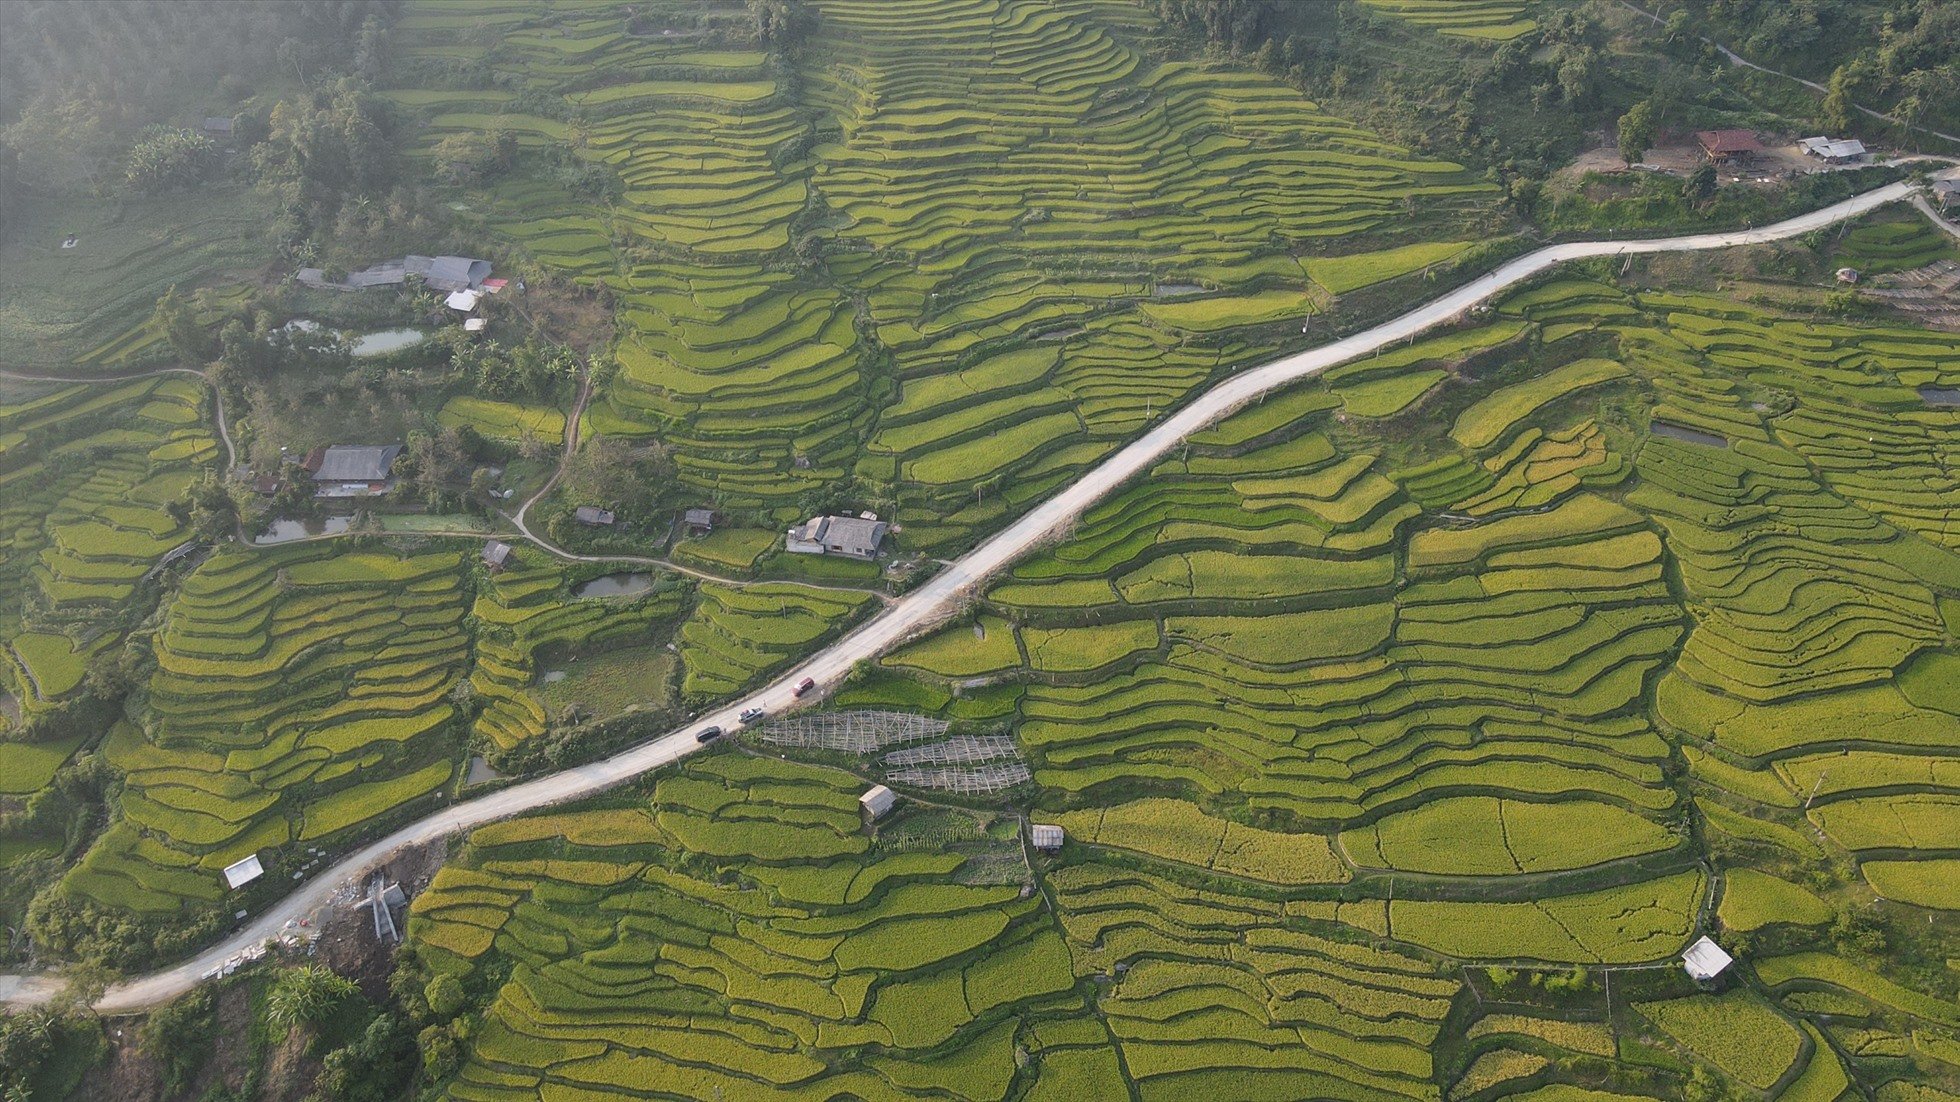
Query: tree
151 285 209 366
318 1013 416 1102
418 1023 460 1078
266 964 358 1034
124 126 217 194
424 974 465 1020
0 91 123 192
141 987 216 1096
1823 64 1856 133
1682 164 1718 205
1617 100 1658 166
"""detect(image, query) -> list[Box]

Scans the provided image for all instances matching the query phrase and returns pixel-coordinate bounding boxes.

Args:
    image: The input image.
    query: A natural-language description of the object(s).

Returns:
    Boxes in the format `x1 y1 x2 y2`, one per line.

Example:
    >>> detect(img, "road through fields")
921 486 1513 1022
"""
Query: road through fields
0 172 1940 1014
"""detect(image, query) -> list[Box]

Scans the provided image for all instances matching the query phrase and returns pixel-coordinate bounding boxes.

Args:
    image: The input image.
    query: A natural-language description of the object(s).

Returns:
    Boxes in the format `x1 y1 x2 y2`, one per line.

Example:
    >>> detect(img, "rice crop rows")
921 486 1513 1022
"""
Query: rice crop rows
414 753 1084 1101
59 546 470 915
386 0 1494 546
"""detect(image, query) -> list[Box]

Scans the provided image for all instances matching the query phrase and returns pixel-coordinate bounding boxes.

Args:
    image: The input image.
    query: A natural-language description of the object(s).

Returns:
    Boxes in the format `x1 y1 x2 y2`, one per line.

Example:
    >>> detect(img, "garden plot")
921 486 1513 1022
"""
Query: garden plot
58 546 470 916
412 754 1083 1101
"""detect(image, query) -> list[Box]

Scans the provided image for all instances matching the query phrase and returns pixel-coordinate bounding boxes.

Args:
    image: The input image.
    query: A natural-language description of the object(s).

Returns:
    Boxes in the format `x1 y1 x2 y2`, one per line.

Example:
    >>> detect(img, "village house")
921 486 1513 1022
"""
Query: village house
574 506 617 527
303 443 404 497
295 254 493 294
200 115 235 140
683 508 717 535
785 513 889 560
1695 129 1763 165
1934 179 1960 214
482 540 513 572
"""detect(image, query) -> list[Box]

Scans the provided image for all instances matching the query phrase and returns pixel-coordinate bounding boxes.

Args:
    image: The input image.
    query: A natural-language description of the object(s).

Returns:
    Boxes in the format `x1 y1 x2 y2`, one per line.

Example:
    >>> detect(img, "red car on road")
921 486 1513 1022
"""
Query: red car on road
792 677 816 698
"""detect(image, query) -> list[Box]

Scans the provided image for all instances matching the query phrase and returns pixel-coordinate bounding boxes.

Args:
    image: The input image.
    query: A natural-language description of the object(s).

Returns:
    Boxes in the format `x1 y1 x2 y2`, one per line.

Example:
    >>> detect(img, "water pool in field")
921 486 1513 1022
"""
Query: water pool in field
572 572 656 599
1649 420 1729 449
254 516 353 544
465 755 501 785
1919 386 1960 407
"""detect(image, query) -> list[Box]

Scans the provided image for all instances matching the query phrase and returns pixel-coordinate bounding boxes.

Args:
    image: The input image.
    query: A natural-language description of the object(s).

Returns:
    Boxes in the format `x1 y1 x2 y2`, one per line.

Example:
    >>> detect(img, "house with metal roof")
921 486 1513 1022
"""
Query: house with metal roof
1682 936 1734 983
304 443 403 496
785 514 889 560
860 785 897 820
1798 135 1867 163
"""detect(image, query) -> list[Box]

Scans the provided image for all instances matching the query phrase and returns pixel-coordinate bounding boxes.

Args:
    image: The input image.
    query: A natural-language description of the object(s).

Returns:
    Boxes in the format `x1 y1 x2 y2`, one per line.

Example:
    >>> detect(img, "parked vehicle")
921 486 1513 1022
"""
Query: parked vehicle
793 677 817 698
695 726 723 743
739 707 764 725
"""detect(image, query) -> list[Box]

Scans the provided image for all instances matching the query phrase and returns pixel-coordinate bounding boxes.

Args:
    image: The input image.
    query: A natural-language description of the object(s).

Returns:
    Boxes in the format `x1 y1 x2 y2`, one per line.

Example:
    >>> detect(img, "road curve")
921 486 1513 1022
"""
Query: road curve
1 175 1937 1015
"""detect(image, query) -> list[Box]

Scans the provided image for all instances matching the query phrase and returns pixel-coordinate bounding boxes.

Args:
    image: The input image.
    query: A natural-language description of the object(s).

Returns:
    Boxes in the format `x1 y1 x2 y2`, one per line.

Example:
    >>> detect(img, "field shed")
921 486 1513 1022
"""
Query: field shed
1682 935 1734 981
482 540 513 570
445 289 482 312
222 853 264 890
200 116 235 138
1696 129 1764 163
1030 823 1065 852
786 514 889 559
1935 179 1960 212
575 506 616 526
1798 136 1866 163
860 784 897 820
684 508 716 534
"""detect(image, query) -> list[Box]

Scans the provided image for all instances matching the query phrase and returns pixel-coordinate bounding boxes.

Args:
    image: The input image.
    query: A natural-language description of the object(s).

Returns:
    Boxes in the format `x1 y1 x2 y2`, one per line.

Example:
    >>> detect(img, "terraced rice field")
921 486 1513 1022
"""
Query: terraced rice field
414 754 1083 1100
0 374 216 731
387 0 1496 547
0 191 273 371
60 546 473 914
1357 0 1539 41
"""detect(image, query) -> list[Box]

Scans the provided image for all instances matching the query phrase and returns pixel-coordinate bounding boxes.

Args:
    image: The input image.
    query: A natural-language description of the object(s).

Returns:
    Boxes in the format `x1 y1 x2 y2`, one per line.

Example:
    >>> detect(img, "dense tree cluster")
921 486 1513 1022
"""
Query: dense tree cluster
0 2 393 196
1668 0 1960 136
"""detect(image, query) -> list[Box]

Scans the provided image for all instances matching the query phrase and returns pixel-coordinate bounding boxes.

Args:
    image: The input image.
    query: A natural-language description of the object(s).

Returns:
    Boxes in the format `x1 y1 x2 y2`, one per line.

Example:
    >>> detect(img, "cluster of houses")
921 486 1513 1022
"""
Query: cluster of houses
294 253 508 332
1692 129 1870 169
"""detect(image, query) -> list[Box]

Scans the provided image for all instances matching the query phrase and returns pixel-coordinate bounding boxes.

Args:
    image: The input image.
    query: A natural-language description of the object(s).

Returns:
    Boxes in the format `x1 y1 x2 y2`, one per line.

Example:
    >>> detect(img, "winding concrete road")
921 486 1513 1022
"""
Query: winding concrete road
0 174 1942 1015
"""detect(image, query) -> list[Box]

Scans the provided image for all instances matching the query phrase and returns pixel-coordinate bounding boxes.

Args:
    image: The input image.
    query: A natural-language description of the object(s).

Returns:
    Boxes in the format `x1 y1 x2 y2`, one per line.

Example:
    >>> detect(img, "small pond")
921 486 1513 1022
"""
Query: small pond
281 319 431 358
572 572 656 599
465 755 501 785
541 670 568 684
254 515 353 545
1153 283 1205 297
348 328 430 357
1918 386 1960 407
1649 420 1729 449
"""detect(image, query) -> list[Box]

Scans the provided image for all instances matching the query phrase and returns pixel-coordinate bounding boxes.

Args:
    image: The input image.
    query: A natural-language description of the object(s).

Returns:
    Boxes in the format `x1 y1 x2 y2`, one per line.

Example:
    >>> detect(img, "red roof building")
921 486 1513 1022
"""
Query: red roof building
1695 129 1764 162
